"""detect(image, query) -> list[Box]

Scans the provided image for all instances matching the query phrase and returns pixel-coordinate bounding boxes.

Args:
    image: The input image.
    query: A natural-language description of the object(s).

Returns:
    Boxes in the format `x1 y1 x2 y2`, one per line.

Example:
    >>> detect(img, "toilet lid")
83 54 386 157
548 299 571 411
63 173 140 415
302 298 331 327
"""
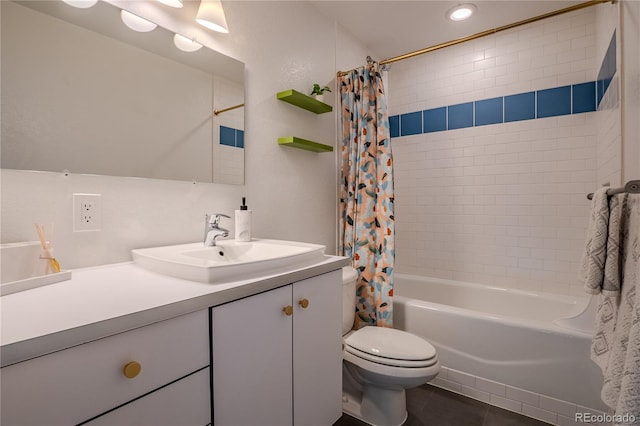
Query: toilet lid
344 327 436 361
345 345 438 368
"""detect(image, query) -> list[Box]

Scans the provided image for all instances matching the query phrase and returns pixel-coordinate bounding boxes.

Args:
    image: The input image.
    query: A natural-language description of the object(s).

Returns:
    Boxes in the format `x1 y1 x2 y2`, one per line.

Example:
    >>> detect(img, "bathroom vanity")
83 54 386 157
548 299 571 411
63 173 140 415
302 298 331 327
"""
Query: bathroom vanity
0 250 348 425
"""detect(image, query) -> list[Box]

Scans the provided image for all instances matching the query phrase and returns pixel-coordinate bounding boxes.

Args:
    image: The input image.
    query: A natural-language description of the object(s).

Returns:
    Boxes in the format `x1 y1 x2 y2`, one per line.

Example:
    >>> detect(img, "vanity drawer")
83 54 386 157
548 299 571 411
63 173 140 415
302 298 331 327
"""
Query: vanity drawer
0 310 209 426
85 367 211 426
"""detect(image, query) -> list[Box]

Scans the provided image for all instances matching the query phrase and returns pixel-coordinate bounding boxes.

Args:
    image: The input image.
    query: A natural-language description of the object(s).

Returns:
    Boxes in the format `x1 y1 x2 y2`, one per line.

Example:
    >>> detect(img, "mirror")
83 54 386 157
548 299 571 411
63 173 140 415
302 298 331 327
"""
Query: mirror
1 0 245 184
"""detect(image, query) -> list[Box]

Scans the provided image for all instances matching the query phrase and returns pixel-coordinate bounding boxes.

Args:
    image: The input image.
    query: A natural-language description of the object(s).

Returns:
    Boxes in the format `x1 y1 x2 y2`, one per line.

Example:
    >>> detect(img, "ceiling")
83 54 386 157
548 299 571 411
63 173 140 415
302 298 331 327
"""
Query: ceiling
308 1 586 61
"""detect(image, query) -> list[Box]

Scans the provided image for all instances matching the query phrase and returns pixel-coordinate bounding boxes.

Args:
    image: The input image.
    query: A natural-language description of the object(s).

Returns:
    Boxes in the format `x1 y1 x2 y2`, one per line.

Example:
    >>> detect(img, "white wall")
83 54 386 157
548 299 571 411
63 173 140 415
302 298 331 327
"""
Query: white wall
389 7 600 296
222 1 339 251
595 0 621 188
621 0 640 182
0 1 369 268
594 0 640 191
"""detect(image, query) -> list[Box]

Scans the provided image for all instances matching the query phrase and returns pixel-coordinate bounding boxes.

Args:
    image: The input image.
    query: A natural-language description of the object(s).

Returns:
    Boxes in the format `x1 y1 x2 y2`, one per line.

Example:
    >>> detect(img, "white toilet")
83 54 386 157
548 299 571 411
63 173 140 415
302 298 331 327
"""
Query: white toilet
341 267 440 426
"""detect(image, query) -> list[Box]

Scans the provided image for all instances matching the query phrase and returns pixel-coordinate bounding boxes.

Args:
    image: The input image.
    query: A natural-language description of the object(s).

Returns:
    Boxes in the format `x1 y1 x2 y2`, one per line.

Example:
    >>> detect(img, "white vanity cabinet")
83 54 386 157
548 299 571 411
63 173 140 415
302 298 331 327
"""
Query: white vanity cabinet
212 270 343 426
0 310 210 426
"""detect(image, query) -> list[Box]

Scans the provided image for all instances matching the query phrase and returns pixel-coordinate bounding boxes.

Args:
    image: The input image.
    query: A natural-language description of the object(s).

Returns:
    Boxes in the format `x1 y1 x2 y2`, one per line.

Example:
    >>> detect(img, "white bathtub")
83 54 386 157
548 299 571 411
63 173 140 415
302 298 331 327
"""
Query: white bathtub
393 273 607 411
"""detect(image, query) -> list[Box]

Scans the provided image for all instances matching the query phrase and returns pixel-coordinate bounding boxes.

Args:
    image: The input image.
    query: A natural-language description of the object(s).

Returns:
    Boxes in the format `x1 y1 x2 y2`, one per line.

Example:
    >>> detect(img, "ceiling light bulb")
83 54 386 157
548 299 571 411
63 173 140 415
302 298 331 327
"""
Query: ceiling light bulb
62 0 98 8
196 0 229 34
121 10 158 33
157 0 183 8
447 4 476 21
173 34 203 52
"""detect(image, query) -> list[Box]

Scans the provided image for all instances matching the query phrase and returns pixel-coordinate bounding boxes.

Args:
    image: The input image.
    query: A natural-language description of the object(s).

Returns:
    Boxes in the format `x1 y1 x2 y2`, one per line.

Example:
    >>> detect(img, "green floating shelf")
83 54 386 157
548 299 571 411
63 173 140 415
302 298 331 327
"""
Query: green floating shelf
276 89 333 114
278 137 334 153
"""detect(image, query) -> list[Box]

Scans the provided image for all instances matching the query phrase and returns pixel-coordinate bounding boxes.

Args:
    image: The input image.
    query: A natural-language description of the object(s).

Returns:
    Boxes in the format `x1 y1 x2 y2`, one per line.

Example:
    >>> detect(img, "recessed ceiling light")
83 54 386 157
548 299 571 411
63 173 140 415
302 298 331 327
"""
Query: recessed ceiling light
446 3 476 21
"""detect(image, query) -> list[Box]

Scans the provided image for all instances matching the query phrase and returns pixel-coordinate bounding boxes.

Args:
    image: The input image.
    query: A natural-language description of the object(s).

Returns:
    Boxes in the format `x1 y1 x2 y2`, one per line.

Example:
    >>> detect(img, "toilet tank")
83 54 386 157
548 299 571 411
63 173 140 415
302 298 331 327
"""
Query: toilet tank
342 266 358 335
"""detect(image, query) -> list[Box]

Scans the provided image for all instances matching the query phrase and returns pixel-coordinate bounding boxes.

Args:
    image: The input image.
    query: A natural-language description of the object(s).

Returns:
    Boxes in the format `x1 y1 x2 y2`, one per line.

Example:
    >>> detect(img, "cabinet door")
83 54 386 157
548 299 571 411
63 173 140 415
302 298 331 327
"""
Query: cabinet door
85 368 211 426
212 285 293 426
292 270 343 426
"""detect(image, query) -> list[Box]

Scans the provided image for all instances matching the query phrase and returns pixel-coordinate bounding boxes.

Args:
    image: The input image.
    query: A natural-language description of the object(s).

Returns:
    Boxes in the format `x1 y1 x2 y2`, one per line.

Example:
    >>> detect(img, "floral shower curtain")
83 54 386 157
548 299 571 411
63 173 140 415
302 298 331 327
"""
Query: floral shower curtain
338 63 395 329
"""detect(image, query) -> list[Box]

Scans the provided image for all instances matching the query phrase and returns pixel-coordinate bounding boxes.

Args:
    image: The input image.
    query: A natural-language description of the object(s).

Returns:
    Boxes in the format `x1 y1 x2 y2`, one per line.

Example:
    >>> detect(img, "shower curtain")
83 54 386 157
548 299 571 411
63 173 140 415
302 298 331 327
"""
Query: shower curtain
338 63 395 329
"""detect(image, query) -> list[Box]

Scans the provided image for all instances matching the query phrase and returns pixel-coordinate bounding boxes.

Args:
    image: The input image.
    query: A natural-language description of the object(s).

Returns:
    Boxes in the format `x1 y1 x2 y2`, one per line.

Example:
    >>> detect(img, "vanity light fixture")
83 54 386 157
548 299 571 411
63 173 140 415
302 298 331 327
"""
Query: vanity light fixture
120 10 158 33
446 3 476 21
196 0 229 34
173 34 203 52
157 0 183 8
62 0 98 8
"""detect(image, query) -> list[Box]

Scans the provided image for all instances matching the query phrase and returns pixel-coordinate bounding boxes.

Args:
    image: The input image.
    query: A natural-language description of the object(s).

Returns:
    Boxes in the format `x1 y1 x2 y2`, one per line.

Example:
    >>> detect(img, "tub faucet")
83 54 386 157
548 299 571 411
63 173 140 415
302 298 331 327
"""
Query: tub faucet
204 213 230 246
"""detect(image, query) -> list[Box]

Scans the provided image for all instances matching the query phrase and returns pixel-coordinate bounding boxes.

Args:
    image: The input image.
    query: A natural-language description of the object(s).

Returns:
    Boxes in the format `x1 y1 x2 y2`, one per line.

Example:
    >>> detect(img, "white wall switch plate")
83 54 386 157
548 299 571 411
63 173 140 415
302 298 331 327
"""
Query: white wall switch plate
73 193 102 232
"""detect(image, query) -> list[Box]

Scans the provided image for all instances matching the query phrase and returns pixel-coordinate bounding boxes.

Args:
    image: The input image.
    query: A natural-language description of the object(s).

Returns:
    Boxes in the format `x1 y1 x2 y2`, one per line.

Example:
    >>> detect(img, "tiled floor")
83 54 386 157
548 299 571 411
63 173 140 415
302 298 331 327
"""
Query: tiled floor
334 385 551 426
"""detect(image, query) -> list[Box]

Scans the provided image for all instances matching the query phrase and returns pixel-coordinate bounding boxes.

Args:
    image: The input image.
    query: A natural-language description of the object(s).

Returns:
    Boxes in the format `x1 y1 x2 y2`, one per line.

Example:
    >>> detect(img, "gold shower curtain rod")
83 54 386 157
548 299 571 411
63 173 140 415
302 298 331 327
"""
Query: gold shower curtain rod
337 0 614 77
213 103 244 116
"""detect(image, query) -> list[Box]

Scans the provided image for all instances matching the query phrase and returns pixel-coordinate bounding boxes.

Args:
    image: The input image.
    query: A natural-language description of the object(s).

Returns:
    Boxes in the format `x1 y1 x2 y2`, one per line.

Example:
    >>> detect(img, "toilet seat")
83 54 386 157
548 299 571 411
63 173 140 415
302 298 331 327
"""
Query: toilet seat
345 345 437 368
343 349 440 380
344 327 437 368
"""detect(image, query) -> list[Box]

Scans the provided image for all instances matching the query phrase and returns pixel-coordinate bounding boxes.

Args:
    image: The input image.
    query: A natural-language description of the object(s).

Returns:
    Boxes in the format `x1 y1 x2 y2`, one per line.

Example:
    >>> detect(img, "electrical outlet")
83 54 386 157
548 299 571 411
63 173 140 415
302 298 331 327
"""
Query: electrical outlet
73 193 102 232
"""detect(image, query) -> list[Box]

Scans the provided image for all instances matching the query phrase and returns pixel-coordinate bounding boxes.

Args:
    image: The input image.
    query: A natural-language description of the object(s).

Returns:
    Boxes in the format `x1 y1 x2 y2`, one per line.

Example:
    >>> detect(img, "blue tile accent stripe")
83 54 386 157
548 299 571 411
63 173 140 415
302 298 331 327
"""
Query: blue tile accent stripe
504 92 535 123
573 82 596 113
390 80 597 138
475 97 503 127
504 92 536 123
448 102 473 130
537 86 571 118
220 126 236 147
389 115 400 138
423 107 446 133
220 125 245 148
400 111 422 136
236 130 244 148
597 31 616 107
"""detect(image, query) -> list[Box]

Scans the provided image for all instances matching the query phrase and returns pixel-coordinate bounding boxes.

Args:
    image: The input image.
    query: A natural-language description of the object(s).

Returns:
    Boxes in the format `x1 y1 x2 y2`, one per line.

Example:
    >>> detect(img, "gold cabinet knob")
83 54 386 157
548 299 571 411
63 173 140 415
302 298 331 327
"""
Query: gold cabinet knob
283 305 293 316
298 298 309 309
123 361 141 379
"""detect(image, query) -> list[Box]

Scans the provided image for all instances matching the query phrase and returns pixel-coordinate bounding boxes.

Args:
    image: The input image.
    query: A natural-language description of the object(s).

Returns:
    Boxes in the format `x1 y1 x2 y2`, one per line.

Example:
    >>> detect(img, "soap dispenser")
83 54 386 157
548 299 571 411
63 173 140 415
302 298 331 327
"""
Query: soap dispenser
235 197 252 242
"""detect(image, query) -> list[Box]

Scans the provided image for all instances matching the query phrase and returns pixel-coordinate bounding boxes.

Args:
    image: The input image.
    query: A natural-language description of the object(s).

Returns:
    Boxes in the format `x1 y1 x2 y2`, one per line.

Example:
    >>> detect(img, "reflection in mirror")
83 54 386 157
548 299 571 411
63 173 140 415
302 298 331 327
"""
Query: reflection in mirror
1 0 245 184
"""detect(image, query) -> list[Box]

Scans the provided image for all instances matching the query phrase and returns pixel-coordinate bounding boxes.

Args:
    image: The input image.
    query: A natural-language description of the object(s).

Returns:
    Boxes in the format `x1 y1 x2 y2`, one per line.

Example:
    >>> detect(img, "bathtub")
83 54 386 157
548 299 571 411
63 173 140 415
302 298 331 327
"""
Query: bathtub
393 273 607 411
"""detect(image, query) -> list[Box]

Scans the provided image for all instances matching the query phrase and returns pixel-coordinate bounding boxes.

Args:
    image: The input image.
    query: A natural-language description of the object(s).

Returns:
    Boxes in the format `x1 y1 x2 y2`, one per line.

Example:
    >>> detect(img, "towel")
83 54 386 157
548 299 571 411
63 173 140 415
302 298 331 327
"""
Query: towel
581 187 617 295
581 192 640 424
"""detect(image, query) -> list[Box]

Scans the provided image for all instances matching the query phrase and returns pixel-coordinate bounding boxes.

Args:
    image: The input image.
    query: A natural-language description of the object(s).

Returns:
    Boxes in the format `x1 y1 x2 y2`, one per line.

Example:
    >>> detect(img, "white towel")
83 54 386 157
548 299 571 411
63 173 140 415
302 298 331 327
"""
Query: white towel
581 192 640 424
581 187 617 295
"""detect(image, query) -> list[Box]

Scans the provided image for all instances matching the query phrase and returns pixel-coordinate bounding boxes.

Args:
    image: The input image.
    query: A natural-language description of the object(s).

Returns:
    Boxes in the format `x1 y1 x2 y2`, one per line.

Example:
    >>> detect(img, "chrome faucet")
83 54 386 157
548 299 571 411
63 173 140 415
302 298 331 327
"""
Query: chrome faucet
204 213 230 246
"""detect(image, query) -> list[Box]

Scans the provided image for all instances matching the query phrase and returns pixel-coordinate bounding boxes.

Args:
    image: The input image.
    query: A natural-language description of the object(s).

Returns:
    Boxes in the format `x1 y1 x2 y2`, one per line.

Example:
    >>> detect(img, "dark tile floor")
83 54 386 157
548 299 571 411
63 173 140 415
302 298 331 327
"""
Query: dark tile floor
334 385 551 426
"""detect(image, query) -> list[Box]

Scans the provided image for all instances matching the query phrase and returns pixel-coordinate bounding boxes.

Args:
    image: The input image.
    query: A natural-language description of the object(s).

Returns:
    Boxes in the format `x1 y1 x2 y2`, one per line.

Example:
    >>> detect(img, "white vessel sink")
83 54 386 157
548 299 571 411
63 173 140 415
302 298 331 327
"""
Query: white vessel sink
131 239 326 284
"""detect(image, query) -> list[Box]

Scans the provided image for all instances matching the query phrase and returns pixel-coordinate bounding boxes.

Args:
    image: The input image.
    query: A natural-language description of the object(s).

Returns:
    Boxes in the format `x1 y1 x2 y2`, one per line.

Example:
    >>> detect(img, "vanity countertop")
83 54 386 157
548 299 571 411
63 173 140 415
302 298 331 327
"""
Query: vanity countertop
0 255 349 367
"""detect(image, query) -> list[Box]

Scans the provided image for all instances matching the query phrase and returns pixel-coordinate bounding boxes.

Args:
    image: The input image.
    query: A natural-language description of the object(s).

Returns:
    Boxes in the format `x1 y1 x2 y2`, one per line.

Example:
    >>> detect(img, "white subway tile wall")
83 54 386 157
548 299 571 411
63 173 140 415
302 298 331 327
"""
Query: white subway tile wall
388 8 601 296
595 75 621 188
432 367 611 425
